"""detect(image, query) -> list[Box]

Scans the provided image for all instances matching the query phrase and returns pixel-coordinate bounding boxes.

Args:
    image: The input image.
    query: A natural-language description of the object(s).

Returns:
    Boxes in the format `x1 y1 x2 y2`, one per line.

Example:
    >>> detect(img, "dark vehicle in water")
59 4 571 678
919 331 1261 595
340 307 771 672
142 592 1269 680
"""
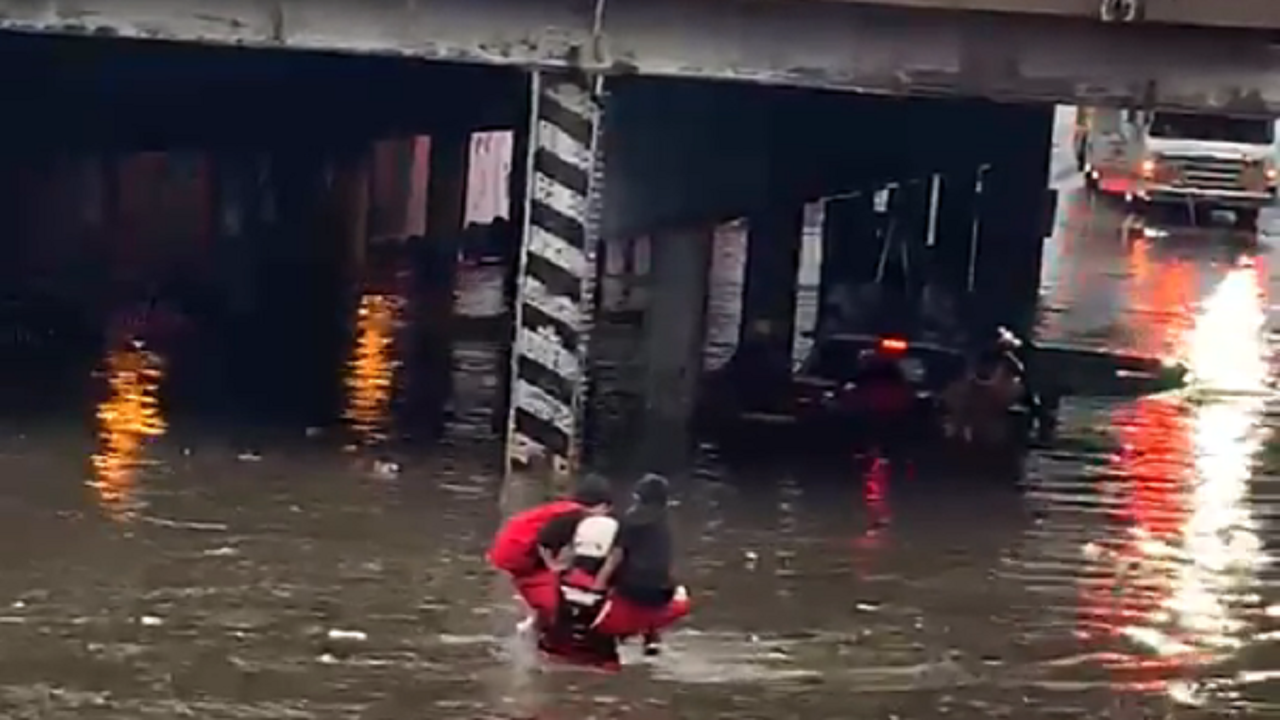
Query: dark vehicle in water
701 331 990 455
700 327 1189 458
792 333 965 444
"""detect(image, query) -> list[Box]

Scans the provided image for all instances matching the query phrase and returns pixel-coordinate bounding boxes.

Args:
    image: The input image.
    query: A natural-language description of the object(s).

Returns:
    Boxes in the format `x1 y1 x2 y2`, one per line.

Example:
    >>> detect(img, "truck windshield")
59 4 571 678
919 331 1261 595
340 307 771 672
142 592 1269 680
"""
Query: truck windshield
1149 112 1275 144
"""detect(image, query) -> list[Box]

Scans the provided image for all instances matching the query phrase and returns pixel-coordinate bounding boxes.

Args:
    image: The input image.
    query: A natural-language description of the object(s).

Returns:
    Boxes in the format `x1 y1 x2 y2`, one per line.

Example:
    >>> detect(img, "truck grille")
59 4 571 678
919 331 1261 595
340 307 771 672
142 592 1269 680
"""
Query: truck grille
1162 155 1251 192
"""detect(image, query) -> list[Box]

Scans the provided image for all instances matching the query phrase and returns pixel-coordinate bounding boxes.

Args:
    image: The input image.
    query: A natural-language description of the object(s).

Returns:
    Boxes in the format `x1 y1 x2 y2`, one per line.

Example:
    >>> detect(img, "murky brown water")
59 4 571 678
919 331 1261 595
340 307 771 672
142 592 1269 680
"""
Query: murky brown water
1 140 1280 718
1013 183 1280 718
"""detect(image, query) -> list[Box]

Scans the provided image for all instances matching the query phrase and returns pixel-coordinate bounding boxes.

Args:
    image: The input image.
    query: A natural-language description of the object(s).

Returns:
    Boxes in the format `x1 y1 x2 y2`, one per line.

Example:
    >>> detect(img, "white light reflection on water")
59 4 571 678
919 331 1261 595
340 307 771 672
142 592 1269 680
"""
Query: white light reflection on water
1175 263 1268 643
1113 260 1272 704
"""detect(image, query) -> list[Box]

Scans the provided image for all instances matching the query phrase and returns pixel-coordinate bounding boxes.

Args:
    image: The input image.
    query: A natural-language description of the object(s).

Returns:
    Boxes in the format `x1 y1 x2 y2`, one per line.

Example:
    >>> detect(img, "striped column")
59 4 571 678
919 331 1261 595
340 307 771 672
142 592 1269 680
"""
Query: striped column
505 70 604 482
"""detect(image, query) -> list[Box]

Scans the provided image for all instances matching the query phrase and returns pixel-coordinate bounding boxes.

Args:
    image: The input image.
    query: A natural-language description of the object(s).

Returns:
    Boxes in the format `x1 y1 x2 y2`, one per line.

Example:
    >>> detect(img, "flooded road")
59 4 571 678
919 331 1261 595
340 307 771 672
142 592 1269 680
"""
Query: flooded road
1 169 1279 718
1015 180 1280 717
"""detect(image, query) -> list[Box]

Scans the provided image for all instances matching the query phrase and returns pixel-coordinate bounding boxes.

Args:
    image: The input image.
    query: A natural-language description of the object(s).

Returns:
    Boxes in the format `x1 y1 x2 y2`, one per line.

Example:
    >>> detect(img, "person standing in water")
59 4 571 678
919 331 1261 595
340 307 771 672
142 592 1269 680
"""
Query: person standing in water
487 470 614 626
538 494 625 665
593 473 679 655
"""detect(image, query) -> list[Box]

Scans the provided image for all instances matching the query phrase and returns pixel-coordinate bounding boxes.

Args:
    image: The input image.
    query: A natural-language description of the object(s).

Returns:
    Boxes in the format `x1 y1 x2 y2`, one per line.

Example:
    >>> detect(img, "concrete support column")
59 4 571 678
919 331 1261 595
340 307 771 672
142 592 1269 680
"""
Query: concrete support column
493 124 530 438
973 106 1054 332
403 129 469 443
817 192 877 332
639 226 712 472
422 128 470 307
249 151 345 421
505 70 604 485
741 204 803 366
334 149 372 276
369 136 430 243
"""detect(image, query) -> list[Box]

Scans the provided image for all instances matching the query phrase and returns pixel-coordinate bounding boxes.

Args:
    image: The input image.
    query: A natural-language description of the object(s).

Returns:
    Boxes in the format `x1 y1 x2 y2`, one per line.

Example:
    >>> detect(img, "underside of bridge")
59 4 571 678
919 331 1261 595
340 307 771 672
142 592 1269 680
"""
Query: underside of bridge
0 32 1055 478
1 0 1278 114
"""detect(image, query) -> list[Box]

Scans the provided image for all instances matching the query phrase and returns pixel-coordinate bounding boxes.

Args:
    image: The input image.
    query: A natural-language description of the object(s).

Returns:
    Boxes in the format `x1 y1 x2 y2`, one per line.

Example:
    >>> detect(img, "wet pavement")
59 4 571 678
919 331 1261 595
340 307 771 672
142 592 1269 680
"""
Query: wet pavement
0 149 1279 719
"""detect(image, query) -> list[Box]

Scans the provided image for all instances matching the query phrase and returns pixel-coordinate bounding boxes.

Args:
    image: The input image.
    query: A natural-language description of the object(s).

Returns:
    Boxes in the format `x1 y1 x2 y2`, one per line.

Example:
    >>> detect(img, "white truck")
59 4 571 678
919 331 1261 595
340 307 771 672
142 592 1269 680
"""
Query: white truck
1075 107 1277 230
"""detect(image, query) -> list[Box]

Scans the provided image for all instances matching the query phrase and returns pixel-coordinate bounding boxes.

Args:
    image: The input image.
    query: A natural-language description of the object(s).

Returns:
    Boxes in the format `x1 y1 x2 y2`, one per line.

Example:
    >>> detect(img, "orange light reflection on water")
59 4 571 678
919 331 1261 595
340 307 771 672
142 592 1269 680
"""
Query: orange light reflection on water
89 340 167 522
343 292 404 447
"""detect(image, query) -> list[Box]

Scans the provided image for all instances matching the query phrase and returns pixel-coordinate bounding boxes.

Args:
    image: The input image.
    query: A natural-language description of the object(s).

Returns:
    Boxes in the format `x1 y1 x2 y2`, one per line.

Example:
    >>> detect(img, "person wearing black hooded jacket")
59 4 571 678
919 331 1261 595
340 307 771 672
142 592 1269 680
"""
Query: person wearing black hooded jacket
594 473 677 654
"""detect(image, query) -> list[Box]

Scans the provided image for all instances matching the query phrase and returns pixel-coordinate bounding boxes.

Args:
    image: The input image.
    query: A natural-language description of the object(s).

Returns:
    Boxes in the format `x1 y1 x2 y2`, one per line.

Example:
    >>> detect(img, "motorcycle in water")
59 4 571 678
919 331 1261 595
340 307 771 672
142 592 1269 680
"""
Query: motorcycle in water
991 326 1060 445
939 362 1025 446
938 327 1059 449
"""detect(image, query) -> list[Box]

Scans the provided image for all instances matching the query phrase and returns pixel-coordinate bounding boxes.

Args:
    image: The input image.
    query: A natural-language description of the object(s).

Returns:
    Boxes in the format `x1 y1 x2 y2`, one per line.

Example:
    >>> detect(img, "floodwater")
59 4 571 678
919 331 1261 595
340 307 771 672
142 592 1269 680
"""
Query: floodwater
1 169 1280 719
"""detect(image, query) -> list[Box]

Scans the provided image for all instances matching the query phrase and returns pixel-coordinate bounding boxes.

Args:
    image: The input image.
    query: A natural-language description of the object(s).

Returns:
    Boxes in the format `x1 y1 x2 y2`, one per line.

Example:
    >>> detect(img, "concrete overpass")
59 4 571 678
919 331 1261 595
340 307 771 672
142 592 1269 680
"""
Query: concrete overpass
1 0 1279 114
0 0 1269 482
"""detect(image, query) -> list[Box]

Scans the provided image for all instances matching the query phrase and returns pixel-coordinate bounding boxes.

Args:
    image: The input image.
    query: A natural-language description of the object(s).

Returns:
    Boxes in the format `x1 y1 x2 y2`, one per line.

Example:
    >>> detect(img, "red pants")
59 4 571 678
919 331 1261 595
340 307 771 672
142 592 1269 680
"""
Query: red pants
510 570 560 616
509 569 692 637
592 588 692 637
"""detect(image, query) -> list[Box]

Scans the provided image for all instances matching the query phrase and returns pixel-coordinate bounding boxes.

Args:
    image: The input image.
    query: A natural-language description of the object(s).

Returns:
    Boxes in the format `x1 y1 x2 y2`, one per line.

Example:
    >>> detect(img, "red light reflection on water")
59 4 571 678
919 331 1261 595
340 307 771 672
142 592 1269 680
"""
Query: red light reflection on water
1076 239 1199 682
1078 396 1192 649
852 455 892 578
1077 244 1270 693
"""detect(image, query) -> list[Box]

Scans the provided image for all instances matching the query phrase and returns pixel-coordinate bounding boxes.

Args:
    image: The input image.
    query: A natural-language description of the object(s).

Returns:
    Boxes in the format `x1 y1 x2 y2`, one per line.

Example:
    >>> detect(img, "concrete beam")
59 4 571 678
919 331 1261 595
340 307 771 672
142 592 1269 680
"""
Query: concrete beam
2 0 1279 114
0 36 524 150
0 0 589 61
602 78 773 241
603 81 996 241
819 0 1280 32
608 0 1280 116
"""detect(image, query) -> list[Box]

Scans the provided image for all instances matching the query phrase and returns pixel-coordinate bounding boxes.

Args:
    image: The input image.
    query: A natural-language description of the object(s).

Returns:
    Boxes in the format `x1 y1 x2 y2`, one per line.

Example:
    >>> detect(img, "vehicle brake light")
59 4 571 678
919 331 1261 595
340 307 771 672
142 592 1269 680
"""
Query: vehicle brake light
879 337 908 353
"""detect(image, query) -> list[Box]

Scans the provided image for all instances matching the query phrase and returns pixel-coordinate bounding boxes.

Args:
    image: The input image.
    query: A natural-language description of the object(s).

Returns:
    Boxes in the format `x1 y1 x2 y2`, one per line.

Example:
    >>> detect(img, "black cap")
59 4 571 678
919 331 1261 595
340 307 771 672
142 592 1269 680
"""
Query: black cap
634 473 670 507
571 474 613 507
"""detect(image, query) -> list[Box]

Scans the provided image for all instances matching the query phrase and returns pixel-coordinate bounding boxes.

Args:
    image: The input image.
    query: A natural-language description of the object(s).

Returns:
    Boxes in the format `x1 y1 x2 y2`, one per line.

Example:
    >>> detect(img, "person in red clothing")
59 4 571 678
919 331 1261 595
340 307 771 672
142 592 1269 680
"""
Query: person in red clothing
533 475 692 668
537 510 625 667
487 474 614 621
